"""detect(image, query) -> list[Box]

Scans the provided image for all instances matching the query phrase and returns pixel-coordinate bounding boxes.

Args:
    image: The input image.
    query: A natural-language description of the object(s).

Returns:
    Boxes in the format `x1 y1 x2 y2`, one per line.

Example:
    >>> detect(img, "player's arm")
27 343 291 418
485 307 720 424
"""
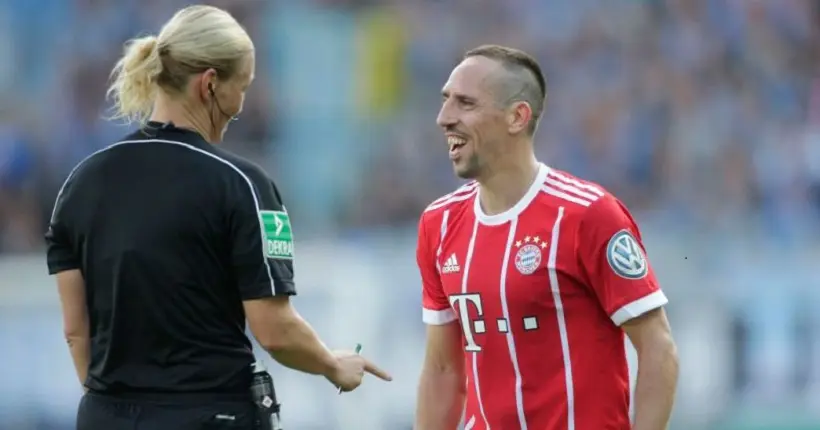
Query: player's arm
577 196 679 430
45 178 90 391
414 214 466 430
623 309 677 430
229 174 338 378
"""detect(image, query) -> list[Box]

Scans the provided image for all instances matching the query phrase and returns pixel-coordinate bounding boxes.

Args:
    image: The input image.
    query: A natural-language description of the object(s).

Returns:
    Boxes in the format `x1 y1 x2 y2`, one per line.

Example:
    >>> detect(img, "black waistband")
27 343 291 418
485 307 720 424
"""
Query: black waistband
87 389 252 404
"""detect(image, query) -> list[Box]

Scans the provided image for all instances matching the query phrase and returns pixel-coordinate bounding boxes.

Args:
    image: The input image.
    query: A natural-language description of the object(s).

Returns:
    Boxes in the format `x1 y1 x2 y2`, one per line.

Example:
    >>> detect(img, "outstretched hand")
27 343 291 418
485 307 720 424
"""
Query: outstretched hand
326 349 392 392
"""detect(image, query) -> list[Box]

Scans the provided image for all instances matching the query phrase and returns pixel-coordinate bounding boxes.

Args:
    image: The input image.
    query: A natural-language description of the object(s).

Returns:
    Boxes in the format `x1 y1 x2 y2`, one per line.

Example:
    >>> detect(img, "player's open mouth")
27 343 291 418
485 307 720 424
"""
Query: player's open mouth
448 136 467 156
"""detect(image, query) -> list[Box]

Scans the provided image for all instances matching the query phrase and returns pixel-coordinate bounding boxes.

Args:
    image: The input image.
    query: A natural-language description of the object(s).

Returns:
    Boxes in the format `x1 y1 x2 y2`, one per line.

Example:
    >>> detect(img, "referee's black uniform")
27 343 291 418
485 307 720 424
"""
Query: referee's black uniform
46 122 296 430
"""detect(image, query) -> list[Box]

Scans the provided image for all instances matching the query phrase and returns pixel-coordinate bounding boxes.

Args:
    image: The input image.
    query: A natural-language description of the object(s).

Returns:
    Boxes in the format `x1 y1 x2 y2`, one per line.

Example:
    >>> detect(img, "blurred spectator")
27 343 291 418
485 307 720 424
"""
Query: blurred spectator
0 0 817 252
2 1 820 428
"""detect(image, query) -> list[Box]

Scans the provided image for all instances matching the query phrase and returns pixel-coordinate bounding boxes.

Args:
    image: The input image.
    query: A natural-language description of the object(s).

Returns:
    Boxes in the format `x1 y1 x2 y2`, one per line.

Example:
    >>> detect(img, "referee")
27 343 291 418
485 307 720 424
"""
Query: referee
46 5 390 430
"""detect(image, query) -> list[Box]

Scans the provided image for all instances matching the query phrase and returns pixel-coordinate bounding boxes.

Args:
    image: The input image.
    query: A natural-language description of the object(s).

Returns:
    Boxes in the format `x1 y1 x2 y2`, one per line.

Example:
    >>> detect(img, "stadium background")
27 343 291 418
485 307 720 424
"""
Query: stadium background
0 0 819 429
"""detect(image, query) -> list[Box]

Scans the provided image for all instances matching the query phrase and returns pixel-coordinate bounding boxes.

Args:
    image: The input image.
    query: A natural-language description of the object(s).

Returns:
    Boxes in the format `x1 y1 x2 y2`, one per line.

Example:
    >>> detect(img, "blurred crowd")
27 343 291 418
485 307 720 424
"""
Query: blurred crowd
353 0 820 239
1 1 820 427
0 0 818 252
0 0 277 253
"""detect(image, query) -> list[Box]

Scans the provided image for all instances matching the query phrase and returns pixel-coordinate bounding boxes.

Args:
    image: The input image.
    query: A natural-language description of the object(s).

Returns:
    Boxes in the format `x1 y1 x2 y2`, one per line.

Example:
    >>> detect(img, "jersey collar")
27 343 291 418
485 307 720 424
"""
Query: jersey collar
473 162 549 226
143 121 211 150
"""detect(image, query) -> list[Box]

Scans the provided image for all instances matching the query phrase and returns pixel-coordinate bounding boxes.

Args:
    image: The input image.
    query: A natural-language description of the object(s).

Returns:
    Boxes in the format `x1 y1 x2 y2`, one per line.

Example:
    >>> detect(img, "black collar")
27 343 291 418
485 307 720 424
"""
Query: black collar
141 121 211 149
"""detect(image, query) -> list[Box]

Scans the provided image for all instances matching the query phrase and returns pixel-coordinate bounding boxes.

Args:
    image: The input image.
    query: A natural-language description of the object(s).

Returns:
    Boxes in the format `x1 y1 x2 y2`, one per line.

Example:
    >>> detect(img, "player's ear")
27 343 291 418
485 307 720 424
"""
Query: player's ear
507 101 532 135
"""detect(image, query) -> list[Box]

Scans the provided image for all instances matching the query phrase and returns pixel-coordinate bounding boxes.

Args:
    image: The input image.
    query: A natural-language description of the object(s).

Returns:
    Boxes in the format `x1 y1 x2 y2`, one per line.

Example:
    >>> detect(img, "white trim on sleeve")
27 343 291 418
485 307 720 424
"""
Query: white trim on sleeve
422 307 457 325
611 290 668 326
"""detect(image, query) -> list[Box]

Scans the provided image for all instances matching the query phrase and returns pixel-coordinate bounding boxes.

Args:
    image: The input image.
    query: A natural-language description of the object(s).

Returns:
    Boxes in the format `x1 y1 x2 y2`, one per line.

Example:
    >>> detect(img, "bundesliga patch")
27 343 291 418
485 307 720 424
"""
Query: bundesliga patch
606 229 647 279
259 210 294 260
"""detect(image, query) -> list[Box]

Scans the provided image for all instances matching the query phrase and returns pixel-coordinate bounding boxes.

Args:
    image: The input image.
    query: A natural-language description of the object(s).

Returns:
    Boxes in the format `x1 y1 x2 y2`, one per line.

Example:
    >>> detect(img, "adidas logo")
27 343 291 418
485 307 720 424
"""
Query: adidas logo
442 254 460 274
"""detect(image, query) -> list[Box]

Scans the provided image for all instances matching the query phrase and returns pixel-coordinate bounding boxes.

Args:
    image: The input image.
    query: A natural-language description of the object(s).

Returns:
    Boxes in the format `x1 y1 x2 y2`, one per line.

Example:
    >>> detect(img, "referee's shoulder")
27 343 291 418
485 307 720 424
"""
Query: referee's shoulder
209 146 274 188
105 129 267 184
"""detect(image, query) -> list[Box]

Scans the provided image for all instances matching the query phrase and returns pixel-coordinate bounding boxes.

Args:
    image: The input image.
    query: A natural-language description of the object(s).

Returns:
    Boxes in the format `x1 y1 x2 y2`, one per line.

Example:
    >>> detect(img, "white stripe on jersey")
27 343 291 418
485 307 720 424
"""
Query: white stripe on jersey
435 209 450 273
425 182 478 212
464 415 476 430
50 138 279 296
543 175 602 202
430 181 478 206
540 185 596 207
499 217 529 429
422 208 457 325
547 170 604 196
462 218 491 429
425 188 478 212
547 207 576 430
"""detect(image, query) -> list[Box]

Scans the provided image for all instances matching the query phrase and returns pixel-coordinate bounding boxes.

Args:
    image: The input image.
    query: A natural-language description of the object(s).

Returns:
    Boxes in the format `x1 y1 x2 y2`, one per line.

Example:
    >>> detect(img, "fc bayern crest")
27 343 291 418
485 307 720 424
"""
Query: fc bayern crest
514 236 546 275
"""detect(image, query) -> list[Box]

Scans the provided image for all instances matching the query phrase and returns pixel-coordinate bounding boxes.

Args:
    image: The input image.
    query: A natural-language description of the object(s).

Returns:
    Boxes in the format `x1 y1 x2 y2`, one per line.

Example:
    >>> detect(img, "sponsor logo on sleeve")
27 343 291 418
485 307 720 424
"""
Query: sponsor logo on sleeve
259 210 294 260
606 230 647 279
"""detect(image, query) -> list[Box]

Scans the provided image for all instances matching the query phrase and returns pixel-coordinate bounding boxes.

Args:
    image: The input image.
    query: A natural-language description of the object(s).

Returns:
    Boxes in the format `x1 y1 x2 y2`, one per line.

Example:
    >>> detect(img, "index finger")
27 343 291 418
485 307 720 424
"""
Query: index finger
362 358 392 381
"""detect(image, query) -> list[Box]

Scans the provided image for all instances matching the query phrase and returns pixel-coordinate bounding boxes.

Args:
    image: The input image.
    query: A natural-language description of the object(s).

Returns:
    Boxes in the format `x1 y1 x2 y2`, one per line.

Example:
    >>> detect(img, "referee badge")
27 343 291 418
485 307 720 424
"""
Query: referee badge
606 230 647 279
259 210 294 260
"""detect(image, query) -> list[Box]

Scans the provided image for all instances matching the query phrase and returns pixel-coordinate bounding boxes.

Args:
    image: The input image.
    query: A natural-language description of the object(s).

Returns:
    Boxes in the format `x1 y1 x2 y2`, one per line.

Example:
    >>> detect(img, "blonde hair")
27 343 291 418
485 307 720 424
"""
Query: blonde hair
107 5 254 124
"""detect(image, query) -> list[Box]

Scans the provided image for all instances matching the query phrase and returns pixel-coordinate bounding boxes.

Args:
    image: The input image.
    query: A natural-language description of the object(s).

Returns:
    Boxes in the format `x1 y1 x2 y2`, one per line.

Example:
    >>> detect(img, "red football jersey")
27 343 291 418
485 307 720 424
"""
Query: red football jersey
417 163 668 430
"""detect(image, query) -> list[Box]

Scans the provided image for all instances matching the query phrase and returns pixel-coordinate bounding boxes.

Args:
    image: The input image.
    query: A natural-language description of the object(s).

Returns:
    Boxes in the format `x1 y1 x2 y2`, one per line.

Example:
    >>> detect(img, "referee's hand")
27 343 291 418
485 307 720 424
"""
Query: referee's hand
327 349 392 392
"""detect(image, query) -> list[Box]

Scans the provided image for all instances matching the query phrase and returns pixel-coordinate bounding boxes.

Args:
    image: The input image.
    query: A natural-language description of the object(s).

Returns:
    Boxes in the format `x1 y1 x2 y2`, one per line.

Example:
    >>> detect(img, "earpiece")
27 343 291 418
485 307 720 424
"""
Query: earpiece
206 81 238 122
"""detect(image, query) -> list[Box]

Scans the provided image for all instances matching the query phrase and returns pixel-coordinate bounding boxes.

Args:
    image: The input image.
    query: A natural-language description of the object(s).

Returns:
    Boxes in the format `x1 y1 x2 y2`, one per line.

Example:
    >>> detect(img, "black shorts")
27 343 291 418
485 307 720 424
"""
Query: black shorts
77 392 259 430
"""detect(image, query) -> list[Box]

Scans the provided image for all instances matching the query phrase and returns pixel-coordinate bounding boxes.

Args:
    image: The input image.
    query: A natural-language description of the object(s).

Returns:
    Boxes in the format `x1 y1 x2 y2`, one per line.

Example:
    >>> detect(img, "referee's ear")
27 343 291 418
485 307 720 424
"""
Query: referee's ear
198 68 218 102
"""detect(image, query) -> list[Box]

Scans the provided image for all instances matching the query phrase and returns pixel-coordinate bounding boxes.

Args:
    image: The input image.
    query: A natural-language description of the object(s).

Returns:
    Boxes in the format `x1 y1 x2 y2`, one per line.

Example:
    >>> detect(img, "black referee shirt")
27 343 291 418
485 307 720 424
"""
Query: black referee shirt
45 122 296 397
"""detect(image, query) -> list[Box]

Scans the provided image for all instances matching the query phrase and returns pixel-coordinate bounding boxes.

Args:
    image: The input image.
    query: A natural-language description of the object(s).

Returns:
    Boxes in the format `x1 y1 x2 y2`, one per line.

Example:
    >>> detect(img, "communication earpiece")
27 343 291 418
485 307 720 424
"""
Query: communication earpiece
206 81 239 123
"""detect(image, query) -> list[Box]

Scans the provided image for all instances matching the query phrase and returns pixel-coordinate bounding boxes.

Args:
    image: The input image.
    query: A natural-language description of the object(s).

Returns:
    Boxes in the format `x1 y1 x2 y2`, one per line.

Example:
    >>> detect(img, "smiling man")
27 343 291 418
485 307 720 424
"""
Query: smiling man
413 45 679 430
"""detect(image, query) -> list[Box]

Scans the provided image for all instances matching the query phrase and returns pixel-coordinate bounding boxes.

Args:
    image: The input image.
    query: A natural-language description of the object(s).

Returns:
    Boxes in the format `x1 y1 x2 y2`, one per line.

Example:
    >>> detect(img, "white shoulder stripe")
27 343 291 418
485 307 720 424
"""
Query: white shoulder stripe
540 185 593 207
50 140 138 225
543 176 601 202
435 209 450 273
50 138 279 296
547 170 604 196
425 188 478 212
430 181 478 206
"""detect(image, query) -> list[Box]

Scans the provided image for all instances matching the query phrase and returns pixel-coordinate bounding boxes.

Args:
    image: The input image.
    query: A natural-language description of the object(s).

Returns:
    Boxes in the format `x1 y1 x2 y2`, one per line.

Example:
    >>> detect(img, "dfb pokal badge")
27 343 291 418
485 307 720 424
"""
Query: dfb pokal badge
514 236 547 275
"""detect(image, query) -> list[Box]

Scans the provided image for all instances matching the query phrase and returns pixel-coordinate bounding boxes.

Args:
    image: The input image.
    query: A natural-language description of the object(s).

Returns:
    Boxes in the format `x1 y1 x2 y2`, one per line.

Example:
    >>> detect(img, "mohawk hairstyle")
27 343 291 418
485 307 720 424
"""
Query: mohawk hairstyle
464 45 546 135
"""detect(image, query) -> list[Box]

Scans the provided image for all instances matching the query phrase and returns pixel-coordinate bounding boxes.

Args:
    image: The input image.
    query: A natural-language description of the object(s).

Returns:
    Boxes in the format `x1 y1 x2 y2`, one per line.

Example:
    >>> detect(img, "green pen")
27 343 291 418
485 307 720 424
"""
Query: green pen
337 343 362 394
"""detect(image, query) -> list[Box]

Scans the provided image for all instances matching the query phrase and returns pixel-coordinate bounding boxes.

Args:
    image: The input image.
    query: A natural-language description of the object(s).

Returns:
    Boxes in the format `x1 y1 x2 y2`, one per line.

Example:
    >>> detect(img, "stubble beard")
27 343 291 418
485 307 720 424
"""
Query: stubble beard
455 152 482 179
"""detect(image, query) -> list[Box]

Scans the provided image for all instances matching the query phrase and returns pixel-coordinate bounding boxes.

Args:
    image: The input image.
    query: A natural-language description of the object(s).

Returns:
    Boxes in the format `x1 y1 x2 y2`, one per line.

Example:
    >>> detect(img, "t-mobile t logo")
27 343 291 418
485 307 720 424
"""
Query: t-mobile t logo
449 293 486 352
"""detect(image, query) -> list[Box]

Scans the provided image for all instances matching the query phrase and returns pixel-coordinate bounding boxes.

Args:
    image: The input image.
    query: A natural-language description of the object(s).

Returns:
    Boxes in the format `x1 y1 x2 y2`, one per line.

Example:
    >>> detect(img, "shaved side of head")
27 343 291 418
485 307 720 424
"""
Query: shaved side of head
464 45 546 135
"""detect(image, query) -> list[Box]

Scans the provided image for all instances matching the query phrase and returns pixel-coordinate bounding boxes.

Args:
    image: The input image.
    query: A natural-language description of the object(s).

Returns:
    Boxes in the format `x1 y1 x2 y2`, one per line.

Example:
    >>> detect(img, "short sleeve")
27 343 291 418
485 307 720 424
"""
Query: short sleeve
230 174 296 300
417 213 455 325
576 196 667 326
45 177 81 275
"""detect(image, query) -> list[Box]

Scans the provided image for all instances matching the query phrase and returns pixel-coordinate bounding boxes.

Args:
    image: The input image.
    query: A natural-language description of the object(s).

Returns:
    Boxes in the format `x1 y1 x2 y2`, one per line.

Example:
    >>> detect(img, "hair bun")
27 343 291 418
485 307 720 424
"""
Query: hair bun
137 36 159 61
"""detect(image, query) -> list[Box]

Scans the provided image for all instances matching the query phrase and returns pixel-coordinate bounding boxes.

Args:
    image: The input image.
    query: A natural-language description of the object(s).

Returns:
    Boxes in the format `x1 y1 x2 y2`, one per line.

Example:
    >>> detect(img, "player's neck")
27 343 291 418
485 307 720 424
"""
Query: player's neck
477 154 540 216
150 97 215 143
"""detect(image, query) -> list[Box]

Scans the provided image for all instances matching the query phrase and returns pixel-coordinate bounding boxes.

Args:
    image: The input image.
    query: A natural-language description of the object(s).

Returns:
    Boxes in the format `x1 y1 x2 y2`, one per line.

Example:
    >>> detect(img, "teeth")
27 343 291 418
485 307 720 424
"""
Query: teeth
448 136 466 149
